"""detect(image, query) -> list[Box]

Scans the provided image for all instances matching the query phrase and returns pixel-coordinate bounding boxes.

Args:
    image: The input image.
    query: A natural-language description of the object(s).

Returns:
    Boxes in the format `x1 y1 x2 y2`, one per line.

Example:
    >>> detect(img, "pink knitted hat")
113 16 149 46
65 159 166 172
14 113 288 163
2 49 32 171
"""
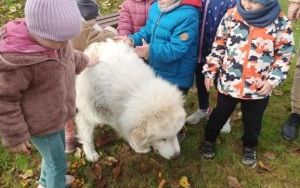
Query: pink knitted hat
25 0 82 41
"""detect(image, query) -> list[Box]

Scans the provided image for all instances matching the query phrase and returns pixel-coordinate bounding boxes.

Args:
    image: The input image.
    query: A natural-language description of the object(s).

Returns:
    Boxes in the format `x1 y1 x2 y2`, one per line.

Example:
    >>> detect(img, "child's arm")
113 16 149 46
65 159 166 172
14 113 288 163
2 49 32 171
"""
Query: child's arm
129 18 152 46
117 1 134 36
73 49 90 74
266 17 294 88
149 15 199 63
203 13 230 79
0 68 31 148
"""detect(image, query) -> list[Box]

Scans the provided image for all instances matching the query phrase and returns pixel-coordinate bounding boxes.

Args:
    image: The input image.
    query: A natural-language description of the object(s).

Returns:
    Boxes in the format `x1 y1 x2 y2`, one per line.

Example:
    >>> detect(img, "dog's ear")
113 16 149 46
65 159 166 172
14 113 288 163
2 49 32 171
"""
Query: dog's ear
128 125 150 153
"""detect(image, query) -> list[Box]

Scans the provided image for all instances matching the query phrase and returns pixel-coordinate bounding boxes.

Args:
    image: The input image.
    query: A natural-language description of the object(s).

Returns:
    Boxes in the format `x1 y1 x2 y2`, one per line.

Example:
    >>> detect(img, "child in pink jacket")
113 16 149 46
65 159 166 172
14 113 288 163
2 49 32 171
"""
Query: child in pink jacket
117 0 152 35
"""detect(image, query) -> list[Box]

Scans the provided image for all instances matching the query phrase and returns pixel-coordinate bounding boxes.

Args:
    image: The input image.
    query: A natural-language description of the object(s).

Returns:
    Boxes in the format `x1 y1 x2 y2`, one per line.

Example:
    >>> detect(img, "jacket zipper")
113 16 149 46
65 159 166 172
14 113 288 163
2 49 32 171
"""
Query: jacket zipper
152 13 163 44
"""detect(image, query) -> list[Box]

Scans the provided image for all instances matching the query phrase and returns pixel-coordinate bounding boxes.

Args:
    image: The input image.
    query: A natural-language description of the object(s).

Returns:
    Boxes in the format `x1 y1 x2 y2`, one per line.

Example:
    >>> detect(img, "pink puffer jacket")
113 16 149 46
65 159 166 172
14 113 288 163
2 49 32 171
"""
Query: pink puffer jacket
117 0 152 35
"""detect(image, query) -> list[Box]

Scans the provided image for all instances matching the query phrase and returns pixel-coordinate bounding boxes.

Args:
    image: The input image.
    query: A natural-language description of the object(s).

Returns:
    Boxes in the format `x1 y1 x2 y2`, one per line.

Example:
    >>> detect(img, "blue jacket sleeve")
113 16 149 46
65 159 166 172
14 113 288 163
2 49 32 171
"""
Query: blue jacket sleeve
129 20 151 46
149 15 199 64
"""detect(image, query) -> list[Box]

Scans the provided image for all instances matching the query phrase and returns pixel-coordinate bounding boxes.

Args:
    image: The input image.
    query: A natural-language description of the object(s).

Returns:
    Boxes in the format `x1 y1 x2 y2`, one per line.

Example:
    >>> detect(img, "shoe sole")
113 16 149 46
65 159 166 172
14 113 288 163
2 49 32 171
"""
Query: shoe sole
242 159 257 169
281 131 296 141
242 161 257 169
202 153 215 160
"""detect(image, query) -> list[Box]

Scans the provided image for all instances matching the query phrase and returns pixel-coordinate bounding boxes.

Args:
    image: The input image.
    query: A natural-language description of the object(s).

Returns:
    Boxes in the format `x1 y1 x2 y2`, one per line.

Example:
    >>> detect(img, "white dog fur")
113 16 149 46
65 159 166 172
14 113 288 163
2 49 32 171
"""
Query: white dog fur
75 39 186 161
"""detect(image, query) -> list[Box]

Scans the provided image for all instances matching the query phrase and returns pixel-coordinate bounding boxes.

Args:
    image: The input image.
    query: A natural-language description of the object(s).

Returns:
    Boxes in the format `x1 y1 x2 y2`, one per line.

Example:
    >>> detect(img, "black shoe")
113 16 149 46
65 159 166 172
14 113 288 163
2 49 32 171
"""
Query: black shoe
242 147 257 168
177 127 186 143
281 113 300 141
201 141 216 159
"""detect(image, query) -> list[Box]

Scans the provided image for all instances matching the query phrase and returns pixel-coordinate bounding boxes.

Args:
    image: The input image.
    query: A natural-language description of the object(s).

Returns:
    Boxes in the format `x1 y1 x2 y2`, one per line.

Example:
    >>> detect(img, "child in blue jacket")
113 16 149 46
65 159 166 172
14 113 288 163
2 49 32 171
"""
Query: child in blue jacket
123 0 201 93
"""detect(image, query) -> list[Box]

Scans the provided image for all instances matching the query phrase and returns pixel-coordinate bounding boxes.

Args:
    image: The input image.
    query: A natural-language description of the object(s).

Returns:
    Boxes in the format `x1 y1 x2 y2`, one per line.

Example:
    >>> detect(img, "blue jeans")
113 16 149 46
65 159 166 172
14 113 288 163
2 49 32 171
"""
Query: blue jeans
31 130 66 188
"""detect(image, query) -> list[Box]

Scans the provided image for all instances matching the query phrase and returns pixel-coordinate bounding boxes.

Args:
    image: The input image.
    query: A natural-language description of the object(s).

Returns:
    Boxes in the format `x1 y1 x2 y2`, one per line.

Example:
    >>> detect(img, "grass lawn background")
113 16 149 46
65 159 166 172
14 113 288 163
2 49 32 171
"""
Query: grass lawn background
0 0 299 187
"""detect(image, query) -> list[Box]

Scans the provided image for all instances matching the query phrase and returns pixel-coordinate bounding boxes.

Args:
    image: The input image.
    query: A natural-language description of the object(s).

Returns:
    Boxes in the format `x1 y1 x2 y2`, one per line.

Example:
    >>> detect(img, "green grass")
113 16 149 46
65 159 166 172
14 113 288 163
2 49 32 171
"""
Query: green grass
1 1 300 187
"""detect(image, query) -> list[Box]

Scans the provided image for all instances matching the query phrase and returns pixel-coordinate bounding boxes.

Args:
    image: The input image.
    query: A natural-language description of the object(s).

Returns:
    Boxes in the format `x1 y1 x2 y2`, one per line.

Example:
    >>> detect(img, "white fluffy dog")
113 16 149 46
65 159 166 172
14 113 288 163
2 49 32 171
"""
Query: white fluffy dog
75 39 186 161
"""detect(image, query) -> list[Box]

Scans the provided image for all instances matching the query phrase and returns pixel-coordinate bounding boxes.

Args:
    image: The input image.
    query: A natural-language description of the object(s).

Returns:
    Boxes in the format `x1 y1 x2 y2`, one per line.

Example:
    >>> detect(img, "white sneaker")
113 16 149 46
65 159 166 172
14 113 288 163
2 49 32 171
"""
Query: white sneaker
186 108 210 125
220 119 231 133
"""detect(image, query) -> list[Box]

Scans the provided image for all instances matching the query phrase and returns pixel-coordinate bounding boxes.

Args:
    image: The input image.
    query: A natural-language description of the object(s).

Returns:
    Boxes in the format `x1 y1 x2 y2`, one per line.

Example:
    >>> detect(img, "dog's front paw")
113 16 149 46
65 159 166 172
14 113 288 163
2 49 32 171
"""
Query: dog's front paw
85 150 100 162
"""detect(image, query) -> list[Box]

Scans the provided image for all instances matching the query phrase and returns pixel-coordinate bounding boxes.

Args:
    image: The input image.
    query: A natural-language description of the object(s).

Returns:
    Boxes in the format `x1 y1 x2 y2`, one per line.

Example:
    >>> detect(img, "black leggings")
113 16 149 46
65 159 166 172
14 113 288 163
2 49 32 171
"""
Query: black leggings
195 63 209 110
205 93 269 148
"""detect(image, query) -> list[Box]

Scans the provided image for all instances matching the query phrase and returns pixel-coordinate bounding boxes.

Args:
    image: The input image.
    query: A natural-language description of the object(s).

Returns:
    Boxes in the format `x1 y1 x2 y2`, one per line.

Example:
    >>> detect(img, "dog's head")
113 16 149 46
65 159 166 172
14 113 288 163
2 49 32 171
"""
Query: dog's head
121 78 186 159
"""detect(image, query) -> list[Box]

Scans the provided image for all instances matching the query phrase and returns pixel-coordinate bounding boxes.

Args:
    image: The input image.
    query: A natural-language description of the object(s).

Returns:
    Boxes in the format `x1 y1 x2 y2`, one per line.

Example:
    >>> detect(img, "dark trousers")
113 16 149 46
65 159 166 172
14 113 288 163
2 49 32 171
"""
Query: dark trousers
195 63 209 110
205 93 269 148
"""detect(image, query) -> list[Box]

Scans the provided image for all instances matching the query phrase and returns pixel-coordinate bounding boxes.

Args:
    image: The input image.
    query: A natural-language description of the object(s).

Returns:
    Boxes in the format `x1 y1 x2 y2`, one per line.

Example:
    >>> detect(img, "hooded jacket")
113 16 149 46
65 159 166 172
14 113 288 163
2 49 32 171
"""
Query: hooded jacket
130 0 201 89
118 0 153 35
0 23 88 147
203 8 294 99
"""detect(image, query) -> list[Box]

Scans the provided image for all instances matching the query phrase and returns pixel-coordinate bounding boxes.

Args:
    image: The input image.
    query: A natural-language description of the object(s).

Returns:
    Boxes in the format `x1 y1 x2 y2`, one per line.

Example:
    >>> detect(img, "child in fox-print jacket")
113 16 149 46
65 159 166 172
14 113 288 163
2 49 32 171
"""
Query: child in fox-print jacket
201 0 294 168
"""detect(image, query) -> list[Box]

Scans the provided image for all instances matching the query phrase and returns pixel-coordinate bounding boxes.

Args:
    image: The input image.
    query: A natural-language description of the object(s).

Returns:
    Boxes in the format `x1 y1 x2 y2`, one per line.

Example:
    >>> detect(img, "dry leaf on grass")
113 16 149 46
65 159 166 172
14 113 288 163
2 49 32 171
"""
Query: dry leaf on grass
71 178 85 188
179 176 191 188
107 156 118 163
158 179 167 188
228 176 241 188
263 152 276 161
258 161 271 172
20 179 32 187
92 163 108 188
92 163 103 179
19 169 33 179
19 169 34 188
292 148 300 156
112 163 122 179
96 176 108 188
273 88 284 96
101 156 118 166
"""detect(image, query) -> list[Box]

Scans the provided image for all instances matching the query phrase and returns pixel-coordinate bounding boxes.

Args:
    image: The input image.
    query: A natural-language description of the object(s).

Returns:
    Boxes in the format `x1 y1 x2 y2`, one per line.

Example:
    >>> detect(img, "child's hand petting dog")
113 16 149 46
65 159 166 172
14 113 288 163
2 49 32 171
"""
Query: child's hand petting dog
87 58 100 67
135 39 149 59
113 35 133 46
9 141 31 154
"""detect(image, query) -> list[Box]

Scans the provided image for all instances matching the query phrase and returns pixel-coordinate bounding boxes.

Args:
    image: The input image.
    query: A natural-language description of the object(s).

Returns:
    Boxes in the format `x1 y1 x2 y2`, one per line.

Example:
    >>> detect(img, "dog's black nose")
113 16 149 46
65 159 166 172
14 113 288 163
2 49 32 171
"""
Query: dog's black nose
171 152 180 160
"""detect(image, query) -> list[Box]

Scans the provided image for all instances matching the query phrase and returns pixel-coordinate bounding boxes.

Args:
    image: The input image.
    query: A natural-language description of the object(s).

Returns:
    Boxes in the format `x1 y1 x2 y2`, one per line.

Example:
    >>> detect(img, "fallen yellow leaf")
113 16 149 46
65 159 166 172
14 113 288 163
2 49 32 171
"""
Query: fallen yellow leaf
258 161 271 171
228 176 241 188
179 176 191 188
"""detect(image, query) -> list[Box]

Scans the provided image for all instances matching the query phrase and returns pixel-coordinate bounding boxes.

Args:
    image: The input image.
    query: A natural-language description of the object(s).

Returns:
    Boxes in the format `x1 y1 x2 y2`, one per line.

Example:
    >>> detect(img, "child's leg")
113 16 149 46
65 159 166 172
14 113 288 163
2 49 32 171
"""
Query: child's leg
65 119 76 153
241 98 269 148
195 63 209 110
205 93 238 142
31 130 66 188
186 65 210 125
